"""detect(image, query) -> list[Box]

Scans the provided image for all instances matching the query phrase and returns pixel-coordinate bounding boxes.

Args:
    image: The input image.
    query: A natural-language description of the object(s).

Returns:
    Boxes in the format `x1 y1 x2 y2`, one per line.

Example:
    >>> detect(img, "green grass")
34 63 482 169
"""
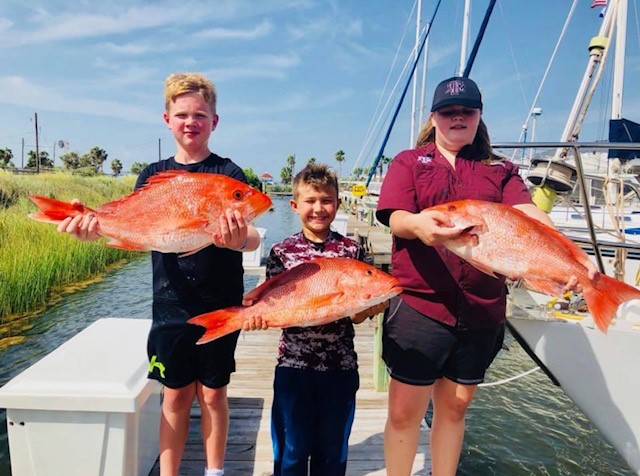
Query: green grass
0 170 140 322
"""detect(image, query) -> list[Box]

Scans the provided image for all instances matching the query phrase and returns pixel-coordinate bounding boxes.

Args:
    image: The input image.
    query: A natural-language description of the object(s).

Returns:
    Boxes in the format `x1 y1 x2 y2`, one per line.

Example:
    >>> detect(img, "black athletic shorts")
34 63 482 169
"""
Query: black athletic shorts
147 299 240 389
382 296 505 386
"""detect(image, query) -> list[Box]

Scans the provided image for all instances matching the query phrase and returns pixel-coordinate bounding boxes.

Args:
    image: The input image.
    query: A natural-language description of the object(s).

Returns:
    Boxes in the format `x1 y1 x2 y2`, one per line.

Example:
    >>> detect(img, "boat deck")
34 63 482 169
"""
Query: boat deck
149 211 431 475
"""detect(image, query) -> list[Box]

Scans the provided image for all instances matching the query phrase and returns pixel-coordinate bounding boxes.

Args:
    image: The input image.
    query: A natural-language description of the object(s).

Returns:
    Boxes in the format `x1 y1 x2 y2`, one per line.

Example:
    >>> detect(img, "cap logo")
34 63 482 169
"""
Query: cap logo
445 80 466 96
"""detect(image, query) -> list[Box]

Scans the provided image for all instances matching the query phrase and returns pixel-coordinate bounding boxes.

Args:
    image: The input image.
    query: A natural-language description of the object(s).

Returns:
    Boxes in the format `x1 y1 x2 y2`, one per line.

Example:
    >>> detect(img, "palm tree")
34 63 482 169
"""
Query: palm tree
307 157 316 165
334 150 345 179
286 155 296 179
111 158 123 176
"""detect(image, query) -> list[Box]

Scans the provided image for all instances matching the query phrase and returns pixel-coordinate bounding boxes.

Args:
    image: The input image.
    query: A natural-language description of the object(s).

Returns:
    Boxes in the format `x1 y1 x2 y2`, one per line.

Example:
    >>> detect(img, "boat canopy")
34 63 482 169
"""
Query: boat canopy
608 118 640 160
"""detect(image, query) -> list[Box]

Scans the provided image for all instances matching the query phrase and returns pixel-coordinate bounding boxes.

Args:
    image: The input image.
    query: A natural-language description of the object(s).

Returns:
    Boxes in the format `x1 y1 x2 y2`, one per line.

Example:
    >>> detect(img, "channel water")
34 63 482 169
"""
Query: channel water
0 196 632 475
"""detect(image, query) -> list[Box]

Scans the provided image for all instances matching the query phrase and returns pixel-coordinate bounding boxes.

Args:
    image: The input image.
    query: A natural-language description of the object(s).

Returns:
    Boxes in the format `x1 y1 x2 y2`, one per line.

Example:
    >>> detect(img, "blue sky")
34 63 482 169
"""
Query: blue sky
0 0 637 178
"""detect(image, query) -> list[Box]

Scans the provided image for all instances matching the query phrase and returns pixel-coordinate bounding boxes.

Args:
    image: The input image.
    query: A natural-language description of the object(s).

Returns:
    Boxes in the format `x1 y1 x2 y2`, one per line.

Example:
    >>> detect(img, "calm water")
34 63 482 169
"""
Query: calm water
0 196 633 475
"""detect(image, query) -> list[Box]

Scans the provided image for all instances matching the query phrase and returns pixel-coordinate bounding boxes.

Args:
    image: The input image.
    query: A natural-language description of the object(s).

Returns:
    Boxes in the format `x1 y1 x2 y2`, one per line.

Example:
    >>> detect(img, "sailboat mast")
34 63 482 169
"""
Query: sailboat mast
459 0 471 75
410 0 423 146
612 0 626 119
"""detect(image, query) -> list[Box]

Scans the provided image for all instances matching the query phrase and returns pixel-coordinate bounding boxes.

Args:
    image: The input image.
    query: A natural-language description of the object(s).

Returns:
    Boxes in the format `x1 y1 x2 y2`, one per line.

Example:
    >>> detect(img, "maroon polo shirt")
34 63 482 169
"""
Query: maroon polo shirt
376 143 533 329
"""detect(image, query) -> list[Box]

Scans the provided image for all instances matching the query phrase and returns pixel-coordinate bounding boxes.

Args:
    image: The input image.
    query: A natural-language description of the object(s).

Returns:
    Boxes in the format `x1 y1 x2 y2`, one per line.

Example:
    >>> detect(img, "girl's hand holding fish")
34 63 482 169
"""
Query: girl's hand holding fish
389 209 463 246
56 199 101 242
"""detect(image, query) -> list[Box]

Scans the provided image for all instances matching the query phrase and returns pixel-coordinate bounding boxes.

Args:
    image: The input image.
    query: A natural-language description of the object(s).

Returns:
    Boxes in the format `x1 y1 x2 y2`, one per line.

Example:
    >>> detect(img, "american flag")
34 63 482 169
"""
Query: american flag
591 0 607 7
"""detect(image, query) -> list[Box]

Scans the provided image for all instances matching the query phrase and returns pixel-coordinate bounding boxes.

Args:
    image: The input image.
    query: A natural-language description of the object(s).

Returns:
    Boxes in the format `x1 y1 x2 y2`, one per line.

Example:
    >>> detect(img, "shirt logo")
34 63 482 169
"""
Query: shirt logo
418 155 433 164
446 80 466 96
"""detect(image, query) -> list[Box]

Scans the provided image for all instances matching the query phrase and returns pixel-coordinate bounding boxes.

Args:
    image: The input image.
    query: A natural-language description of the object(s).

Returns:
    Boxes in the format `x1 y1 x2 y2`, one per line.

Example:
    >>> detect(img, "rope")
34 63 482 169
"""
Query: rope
479 366 540 388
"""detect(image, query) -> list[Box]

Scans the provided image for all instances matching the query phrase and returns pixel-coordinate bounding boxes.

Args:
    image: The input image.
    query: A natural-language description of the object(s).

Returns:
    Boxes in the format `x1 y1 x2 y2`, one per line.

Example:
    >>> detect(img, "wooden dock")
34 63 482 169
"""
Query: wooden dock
150 211 431 475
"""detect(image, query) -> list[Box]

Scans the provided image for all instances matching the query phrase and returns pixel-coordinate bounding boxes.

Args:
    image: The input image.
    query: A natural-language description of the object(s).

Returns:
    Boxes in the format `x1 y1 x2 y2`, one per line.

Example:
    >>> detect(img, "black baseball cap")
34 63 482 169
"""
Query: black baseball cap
431 76 483 112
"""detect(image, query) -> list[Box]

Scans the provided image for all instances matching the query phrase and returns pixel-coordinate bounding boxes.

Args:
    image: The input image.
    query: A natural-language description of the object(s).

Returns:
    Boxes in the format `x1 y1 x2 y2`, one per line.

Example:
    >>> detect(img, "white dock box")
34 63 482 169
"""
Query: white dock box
242 226 267 268
0 318 161 476
331 212 349 236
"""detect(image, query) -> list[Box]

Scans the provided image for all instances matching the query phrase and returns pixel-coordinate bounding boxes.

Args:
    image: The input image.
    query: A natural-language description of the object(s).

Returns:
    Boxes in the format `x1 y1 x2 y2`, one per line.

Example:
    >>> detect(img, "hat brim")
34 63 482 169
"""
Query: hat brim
431 98 482 112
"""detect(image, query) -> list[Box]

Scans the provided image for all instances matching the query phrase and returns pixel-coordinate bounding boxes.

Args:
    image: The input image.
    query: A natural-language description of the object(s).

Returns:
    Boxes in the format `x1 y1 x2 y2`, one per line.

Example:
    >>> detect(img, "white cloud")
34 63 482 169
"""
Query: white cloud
0 76 157 124
195 20 273 40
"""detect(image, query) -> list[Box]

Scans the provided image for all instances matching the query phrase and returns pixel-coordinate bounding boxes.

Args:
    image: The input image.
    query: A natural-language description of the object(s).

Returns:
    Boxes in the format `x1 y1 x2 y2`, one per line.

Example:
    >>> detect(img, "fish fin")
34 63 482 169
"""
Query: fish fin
178 244 210 258
187 307 245 344
104 239 147 251
582 274 640 333
97 171 196 214
243 275 284 303
305 292 346 309
521 277 565 297
242 261 322 304
465 258 499 278
28 196 95 223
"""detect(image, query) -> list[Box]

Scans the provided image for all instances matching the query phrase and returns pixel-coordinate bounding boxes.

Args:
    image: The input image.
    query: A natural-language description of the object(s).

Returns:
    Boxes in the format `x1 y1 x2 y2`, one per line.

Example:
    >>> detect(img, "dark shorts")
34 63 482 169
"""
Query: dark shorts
147 299 240 389
382 296 505 386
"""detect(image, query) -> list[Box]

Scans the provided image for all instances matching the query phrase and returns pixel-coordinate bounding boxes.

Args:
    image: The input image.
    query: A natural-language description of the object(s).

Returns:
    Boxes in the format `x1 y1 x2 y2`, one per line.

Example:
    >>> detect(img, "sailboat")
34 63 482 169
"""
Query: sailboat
506 0 640 472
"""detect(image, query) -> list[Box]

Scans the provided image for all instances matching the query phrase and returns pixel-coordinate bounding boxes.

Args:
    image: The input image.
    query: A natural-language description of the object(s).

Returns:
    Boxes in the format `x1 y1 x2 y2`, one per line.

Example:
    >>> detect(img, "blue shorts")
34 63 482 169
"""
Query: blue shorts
382 296 505 386
271 367 359 476
147 299 240 389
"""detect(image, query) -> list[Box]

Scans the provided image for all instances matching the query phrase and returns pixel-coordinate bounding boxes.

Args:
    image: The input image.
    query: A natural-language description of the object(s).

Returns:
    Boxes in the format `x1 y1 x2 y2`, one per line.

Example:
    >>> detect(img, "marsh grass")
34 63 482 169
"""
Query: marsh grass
0 170 139 323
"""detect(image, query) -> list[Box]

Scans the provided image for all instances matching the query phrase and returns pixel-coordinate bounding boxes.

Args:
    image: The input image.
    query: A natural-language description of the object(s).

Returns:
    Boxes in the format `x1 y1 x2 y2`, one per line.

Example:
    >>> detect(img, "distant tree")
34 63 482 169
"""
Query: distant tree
280 166 292 185
111 158 123 176
334 150 345 179
130 162 148 175
60 151 80 170
352 167 363 179
242 167 262 189
26 150 53 169
379 155 392 177
85 146 108 173
0 148 13 167
307 157 316 165
286 155 296 178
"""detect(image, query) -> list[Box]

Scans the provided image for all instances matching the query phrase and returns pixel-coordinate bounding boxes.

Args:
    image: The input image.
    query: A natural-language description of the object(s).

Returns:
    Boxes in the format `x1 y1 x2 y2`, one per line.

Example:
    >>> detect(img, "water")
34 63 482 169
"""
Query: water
0 196 633 475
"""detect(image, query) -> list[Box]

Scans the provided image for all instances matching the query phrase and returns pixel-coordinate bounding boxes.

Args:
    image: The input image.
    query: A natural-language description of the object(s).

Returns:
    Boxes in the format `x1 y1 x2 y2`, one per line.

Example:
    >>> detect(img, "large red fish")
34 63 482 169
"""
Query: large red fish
28 170 272 254
426 199 640 333
188 257 402 344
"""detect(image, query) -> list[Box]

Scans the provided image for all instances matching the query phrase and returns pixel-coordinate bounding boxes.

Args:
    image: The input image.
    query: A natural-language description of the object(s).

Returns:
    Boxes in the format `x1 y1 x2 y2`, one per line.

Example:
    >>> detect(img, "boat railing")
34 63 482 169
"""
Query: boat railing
492 141 640 274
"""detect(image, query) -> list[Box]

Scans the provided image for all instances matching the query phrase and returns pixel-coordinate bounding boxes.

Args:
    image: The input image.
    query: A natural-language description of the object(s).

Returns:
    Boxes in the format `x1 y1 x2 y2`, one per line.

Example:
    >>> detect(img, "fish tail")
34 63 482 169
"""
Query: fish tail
582 273 640 333
187 308 245 344
28 195 94 224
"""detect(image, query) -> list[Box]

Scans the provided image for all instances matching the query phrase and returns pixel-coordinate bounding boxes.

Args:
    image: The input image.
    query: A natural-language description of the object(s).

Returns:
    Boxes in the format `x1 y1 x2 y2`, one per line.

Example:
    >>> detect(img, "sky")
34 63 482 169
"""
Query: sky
0 0 638 178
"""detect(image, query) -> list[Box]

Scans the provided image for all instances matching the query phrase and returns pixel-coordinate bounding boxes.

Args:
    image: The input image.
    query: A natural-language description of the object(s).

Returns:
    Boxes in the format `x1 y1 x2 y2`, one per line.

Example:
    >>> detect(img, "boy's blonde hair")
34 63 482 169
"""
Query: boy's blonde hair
292 163 339 200
164 73 217 113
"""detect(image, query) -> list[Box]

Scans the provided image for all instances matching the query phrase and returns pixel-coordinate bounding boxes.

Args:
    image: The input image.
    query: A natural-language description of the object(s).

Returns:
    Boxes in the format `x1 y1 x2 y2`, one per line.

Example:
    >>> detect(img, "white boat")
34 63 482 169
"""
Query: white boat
506 0 640 472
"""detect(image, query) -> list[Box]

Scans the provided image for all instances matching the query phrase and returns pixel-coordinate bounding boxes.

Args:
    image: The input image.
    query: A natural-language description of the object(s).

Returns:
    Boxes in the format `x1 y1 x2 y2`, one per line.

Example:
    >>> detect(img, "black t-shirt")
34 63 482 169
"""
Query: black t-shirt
135 153 247 307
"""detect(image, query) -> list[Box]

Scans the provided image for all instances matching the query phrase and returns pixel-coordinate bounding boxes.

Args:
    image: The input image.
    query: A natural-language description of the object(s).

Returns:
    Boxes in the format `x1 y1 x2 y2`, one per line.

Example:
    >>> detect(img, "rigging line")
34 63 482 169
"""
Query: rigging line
510 0 580 160
352 1 418 174
353 43 420 173
478 366 541 388
366 0 443 187
635 0 640 51
496 2 531 128
462 0 497 78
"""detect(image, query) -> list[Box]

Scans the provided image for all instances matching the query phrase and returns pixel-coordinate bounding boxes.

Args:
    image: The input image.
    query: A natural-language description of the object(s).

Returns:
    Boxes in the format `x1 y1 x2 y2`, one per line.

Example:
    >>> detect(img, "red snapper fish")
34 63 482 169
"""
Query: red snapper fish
28 170 272 254
427 199 640 333
188 257 402 344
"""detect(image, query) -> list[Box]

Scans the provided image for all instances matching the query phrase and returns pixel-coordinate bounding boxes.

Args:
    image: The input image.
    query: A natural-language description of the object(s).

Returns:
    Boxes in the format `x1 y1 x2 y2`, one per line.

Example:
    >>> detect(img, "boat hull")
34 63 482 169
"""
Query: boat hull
509 289 640 473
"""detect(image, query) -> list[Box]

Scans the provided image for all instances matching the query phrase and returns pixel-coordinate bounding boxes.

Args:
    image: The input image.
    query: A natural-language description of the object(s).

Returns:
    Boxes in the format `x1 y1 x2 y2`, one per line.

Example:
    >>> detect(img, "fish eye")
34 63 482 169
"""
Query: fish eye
366 269 373 275
447 205 456 211
233 190 245 200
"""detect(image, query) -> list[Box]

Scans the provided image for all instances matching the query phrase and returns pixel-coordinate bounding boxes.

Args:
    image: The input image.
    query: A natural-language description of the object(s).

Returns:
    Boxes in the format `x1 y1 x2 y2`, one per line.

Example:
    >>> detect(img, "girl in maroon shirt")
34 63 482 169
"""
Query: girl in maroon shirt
376 76 596 475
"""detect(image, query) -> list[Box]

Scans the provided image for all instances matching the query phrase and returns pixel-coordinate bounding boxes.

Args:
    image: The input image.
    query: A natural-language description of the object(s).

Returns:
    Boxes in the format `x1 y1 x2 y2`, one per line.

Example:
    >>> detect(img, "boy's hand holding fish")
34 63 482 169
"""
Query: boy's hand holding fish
56 199 101 242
